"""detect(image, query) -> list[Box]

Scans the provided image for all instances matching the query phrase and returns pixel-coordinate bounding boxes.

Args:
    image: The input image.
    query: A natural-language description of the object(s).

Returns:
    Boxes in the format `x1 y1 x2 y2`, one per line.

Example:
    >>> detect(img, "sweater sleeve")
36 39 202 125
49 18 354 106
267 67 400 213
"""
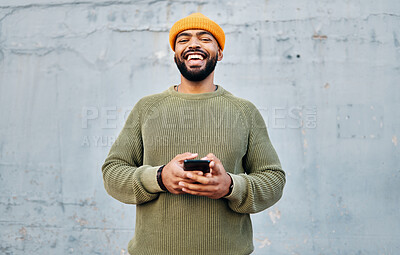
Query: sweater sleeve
225 105 286 214
101 102 165 205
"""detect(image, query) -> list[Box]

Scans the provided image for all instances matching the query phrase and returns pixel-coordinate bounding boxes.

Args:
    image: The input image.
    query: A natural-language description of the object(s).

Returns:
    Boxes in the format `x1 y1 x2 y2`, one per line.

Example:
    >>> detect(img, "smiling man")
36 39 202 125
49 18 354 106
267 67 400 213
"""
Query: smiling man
102 13 285 255
174 29 222 83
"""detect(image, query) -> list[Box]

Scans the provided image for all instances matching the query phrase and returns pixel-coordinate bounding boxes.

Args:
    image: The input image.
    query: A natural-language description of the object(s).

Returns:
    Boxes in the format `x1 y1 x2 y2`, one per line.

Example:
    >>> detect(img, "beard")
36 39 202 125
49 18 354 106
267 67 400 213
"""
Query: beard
174 51 218 82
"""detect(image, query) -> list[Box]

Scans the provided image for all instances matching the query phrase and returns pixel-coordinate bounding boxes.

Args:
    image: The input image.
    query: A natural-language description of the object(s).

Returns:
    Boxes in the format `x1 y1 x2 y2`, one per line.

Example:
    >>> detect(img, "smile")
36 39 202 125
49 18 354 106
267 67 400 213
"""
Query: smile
183 50 207 61
187 54 204 60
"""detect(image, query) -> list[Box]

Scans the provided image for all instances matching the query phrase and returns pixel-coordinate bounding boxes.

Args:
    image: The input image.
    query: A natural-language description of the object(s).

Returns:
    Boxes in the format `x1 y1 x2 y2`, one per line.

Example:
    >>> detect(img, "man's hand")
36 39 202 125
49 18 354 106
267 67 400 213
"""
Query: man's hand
178 153 232 199
162 152 203 194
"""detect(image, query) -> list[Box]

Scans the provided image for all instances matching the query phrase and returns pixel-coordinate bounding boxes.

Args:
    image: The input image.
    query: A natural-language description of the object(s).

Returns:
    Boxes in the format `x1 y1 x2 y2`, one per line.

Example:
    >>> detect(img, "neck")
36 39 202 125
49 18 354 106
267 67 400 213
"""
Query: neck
177 71 216 94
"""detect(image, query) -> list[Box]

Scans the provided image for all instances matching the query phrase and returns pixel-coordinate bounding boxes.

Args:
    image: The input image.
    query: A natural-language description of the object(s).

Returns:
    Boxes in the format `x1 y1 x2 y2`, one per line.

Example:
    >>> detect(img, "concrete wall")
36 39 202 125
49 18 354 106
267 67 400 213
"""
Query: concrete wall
1 0 399 254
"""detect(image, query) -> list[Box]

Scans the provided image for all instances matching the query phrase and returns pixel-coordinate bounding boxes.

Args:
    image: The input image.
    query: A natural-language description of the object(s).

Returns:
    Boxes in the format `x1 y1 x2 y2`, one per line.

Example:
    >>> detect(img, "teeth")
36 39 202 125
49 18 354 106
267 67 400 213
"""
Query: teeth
187 54 204 60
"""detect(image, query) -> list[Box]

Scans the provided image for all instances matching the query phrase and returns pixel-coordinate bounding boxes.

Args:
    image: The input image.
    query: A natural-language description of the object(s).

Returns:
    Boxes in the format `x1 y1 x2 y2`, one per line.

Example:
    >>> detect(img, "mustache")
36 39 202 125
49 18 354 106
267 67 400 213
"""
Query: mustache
182 49 208 58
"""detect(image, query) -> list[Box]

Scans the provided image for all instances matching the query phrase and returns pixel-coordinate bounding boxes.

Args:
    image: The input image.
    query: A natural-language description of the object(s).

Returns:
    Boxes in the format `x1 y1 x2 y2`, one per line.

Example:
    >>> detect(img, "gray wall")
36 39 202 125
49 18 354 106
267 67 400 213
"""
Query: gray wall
1 0 399 254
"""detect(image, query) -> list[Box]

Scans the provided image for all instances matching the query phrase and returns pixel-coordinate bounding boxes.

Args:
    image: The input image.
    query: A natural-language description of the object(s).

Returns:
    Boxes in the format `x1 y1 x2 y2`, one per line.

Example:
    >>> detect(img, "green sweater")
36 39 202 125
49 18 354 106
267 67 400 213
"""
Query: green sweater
102 86 285 255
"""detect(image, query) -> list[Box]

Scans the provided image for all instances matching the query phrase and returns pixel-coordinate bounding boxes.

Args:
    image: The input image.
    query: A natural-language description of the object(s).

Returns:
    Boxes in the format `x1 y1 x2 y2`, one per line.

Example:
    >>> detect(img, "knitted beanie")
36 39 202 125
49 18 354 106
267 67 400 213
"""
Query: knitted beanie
169 13 225 51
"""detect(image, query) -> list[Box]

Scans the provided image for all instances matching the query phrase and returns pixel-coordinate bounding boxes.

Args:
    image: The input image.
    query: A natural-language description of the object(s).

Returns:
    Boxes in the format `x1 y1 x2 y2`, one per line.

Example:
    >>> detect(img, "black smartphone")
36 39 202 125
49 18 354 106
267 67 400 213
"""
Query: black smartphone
183 160 211 173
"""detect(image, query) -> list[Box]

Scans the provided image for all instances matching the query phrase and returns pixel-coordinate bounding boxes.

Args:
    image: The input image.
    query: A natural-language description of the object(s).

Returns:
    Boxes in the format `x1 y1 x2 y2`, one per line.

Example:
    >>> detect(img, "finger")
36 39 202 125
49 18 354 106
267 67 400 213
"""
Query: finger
206 153 215 158
176 152 198 161
200 153 213 161
181 188 215 197
176 177 201 184
203 154 221 166
209 161 215 168
170 154 199 178
210 155 221 165
173 167 187 179
175 169 203 180
209 160 224 176
166 182 186 194
205 172 212 178
200 156 215 173
178 181 216 192
170 189 185 195
183 173 217 185
182 179 200 184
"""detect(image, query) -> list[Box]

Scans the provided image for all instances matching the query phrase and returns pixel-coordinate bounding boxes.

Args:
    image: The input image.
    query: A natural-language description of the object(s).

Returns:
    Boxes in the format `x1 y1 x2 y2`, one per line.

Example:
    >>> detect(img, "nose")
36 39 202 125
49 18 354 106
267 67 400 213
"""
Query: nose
188 38 201 49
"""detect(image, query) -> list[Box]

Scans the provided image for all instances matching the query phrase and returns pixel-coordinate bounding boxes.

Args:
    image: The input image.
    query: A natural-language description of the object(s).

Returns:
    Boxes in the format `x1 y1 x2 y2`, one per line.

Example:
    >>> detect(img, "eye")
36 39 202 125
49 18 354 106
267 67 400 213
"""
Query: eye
201 38 212 42
178 39 189 43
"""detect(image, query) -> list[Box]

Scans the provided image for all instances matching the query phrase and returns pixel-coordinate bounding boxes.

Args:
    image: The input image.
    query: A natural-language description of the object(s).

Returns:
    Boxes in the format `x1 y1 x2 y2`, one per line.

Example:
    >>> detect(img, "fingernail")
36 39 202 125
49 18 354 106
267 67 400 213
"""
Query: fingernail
187 173 193 178
179 182 185 187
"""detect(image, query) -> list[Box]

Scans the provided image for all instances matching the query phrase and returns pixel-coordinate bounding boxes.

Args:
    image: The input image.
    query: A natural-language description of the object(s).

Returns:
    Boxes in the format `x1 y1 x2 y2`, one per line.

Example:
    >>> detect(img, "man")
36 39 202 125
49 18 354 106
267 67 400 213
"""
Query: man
102 13 285 255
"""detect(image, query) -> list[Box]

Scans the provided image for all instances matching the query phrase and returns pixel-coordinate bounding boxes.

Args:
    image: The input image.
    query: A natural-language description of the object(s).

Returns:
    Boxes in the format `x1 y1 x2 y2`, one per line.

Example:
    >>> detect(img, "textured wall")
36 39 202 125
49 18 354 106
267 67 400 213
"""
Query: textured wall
0 0 399 254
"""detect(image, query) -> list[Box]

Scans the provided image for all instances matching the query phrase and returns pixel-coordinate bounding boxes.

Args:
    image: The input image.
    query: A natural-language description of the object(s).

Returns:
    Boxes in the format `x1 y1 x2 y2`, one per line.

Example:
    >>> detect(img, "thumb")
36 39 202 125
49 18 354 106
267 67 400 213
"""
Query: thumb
209 159 224 176
176 152 198 162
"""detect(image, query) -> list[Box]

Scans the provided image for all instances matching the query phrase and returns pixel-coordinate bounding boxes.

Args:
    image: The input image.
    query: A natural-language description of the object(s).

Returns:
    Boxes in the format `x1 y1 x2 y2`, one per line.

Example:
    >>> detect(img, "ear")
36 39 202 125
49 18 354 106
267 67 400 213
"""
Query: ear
217 48 223 61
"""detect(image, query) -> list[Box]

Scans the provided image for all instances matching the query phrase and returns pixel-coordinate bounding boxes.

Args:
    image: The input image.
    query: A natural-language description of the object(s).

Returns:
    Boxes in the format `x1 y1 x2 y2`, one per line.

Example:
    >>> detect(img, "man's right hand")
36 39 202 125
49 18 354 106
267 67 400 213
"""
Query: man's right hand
162 152 201 194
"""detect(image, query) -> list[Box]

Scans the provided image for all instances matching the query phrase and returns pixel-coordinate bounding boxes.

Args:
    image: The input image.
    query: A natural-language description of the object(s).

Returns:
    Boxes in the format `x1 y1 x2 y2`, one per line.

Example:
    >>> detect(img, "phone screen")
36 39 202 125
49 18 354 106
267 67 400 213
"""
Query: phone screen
183 160 211 173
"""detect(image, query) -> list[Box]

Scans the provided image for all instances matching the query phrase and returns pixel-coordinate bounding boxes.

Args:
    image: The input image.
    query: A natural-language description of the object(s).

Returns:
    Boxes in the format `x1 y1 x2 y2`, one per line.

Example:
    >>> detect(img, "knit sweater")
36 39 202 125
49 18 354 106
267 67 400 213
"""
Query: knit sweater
102 86 285 255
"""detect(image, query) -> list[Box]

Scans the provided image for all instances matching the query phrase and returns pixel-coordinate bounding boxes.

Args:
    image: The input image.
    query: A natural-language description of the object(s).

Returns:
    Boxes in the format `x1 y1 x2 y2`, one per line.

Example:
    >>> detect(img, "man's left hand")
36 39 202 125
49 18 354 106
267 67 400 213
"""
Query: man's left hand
179 153 232 199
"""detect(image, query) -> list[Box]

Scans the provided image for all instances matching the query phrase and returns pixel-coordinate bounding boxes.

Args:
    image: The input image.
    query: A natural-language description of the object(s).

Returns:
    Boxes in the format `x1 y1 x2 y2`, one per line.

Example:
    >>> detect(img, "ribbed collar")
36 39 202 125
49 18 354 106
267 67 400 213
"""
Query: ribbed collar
167 85 225 100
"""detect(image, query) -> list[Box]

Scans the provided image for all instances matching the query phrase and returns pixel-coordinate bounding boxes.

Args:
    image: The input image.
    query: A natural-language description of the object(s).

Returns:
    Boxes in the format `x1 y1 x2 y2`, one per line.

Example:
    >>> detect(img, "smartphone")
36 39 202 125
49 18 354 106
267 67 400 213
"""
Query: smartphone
183 159 211 173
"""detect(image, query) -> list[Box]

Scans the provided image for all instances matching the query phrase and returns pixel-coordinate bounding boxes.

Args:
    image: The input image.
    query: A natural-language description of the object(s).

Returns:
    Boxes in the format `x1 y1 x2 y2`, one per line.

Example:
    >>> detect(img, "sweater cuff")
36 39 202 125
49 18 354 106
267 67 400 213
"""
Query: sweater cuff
224 173 247 201
140 165 166 193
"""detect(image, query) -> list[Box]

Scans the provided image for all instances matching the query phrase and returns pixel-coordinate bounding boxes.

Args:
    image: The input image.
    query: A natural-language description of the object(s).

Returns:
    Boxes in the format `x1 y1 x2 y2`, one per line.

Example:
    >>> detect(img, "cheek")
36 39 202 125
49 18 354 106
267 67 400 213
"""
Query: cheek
174 45 186 55
174 52 182 61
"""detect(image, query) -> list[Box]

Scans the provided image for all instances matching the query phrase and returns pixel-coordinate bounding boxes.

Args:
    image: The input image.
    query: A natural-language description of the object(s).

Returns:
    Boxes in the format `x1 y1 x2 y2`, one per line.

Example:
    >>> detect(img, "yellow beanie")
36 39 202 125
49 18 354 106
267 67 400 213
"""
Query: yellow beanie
169 13 225 51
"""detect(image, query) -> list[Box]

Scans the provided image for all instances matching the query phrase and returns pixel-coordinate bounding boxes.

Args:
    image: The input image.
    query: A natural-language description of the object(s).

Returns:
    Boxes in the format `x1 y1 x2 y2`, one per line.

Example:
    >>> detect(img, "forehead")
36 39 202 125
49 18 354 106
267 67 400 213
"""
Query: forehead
176 29 215 38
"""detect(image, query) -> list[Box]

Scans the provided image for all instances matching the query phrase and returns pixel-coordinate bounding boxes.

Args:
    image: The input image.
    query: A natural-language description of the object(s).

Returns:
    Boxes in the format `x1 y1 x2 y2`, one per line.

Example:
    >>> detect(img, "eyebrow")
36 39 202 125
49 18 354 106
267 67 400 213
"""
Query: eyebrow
176 31 214 39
